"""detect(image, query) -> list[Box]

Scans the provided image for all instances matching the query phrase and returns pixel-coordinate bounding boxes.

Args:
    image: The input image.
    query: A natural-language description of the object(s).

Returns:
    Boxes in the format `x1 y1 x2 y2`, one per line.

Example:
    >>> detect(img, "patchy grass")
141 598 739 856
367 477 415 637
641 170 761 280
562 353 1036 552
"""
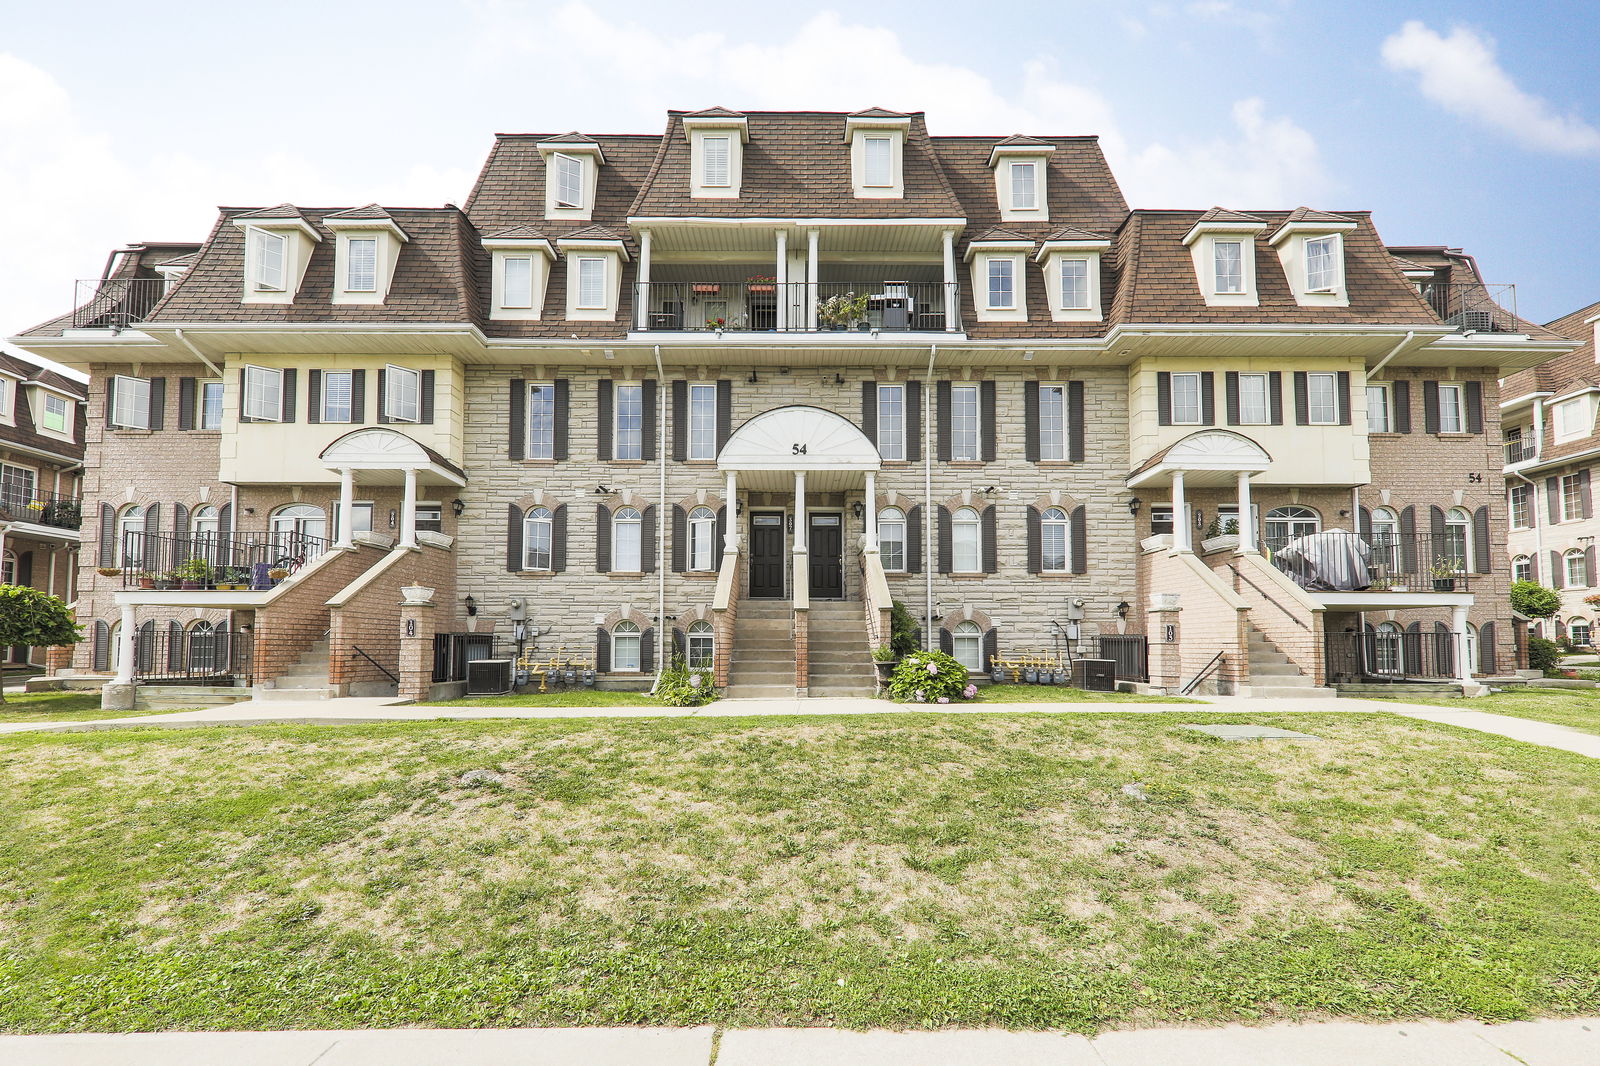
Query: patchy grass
1 712 1598 1034
421 689 659 709
0 691 176 726
976 684 1195 705
1391 685 1600 737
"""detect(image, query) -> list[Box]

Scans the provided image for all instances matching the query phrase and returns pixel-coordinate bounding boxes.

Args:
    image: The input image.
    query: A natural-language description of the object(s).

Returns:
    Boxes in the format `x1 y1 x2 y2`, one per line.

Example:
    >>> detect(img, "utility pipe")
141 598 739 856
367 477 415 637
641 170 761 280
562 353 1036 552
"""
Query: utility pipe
651 343 667 693
172 327 223 377
924 343 937 648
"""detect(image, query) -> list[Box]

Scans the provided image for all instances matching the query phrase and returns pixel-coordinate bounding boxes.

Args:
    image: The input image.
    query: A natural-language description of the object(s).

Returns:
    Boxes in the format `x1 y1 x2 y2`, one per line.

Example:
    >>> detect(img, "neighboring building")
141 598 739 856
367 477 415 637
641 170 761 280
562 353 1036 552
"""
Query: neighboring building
10 108 1568 703
0 347 87 673
1500 294 1600 646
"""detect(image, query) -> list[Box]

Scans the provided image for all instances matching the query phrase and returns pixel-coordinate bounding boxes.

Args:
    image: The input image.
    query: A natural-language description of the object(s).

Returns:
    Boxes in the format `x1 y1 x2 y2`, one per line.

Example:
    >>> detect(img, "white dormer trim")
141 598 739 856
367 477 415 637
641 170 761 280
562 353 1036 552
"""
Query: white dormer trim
990 144 1056 223
325 217 410 306
1182 219 1269 308
556 236 630 322
845 116 909 200
685 118 748 200
27 384 77 443
483 236 556 321
537 141 605 221
1035 238 1109 323
1270 219 1357 307
964 240 1033 323
0 368 17 425
232 217 321 305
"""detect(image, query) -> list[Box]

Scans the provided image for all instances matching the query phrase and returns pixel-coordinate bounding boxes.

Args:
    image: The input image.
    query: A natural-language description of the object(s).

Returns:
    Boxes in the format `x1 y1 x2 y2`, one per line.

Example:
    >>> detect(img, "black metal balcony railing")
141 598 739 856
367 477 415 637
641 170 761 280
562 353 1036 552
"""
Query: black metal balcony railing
1325 628 1458 685
133 626 253 686
0 488 82 530
117 531 328 590
1504 438 1537 464
1263 530 1471 592
1421 281 1520 334
71 277 166 330
636 280 960 333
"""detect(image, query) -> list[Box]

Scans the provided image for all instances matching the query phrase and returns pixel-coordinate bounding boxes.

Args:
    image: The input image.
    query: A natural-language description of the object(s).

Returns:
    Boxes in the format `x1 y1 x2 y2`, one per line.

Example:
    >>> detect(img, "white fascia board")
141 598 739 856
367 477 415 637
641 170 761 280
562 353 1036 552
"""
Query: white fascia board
555 237 631 261
0 436 83 466
1267 219 1358 246
231 217 322 242
481 237 555 257
537 141 606 163
986 144 1057 168
1180 220 1269 246
842 115 912 140
1548 385 1600 405
1515 442 1600 475
1499 391 1554 409
323 216 410 242
627 216 968 228
1035 239 1110 261
682 116 749 141
962 240 1034 261
25 379 84 401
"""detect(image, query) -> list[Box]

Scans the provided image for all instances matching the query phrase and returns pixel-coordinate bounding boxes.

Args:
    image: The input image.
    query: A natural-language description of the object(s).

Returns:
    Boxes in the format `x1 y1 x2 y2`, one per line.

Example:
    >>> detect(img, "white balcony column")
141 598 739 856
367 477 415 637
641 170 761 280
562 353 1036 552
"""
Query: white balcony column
336 467 356 548
1452 605 1474 685
1236 471 1257 553
775 229 789 330
864 471 878 552
635 228 652 330
794 471 807 552
942 229 958 331
724 471 738 549
400 467 419 549
1171 470 1190 553
807 228 820 330
114 603 136 684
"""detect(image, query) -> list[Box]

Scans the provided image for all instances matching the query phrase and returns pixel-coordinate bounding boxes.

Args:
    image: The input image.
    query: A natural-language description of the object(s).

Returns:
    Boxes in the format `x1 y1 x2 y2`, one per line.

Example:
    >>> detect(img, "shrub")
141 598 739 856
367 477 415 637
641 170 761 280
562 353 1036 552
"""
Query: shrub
1527 636 1561 673
1511 580 1561 620
656 655 718 707
889 599 920 658
886 650 977 703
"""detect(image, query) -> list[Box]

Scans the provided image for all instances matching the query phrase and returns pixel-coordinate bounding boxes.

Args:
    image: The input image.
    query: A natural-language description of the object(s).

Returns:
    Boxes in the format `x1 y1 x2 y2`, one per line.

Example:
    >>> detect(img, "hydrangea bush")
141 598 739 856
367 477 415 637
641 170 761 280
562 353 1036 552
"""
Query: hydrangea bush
885 650 978 703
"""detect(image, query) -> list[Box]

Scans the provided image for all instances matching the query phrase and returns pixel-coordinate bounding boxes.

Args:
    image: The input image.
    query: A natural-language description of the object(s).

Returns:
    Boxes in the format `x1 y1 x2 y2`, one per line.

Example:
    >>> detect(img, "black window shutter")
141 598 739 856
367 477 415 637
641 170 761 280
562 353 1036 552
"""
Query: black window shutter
508 378 525 460
178 377 196 430
906 381 922 462
597 380 613 460
981 380 997 461
1583 470 1594 518
1225 372 1240 425
1071 505 1088 574
552 505 568 572
861 381 878 445
982 628 997 672
939 627 953 655
595 627 610 673
142 503 161 571
1422 381 1440 433
506 504 522 572
148 377 165 430
1473 506 1491 573
1268 371 1283 425
173 504 190 564
104 378 117 427
1199 372 1214 426
906 505 922 574
1430 505 1446 544
554 379 570 460
307 370 322 425
420 370 436 424
716 380 733 451
1548 476 1562 524
981 506 997 573
673 627 686 663
596 503 611 572
281 369 296 424
1465 380 1483 433
1589 546 1598 588
376 369 389 423
642 504 657 573
714 507 726 569
672 380 688 461
236 368 249 423
936 505 952 574
935 381 951 461
672 505 687 572
350 370 366 423
641 380 657 461
17 551 32 587
1293 372 1309 425
93 620 110 672
1157 372 1171 426
218 503 231 535
1337 371 1352 425
167 620 183 671
1551 550 1564 589
1358 506 1372 537
1399 506 1418 571
1026 506 1042 573
1392 379 1411 433
1480 621 1497 674
1023 380 1040 462
641 628 655 673
1068 381 1085 462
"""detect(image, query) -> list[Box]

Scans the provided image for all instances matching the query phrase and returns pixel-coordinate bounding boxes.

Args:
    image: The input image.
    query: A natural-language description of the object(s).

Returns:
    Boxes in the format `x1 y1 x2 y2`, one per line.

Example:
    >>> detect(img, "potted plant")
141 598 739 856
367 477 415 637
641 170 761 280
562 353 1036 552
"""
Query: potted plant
136 570 155 590
175 557 214 590
704 316 727 331
872 643 897 682
816 291 869 331
1430 558 1464 591
746 274 776 294
155 570 179 591
1585 593 1600 608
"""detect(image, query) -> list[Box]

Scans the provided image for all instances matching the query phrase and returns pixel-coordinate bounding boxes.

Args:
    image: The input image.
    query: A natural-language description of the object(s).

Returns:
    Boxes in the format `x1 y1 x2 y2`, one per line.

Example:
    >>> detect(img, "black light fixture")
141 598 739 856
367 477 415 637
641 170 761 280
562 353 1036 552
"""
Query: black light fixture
747 370 759 383
834 373 844 385
464 594 477 616
1127 496 1142 515
594 484 611 496
983 485 997 495
1117 600 1130 620
851 501 865 519
452 498 465 517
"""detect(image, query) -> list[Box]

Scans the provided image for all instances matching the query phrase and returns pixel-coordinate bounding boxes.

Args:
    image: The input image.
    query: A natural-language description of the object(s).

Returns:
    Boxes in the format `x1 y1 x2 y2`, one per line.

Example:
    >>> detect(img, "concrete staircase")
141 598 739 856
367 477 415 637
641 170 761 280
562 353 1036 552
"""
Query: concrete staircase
134 685 252 710
803 601 878 697
255 636 338 701
726 600 798 698
1247 625 1337 699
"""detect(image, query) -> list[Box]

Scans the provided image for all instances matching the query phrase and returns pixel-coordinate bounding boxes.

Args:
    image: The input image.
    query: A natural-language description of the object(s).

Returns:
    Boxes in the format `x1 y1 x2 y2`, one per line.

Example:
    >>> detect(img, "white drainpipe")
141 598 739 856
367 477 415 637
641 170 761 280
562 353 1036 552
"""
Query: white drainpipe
651 344 667 693
924 343 938 648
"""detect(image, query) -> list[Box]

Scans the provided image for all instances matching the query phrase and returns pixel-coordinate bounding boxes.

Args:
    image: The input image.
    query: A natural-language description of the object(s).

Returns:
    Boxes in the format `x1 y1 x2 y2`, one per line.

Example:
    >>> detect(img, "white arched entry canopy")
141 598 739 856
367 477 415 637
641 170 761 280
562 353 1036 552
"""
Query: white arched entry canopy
319 427 466 549
1127 429 1273 553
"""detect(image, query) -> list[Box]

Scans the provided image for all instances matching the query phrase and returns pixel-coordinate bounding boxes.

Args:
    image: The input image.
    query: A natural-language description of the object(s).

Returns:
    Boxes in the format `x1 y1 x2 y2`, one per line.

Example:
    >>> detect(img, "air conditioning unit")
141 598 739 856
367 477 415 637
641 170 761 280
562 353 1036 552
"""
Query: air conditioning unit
1072 658 1117 692
1447 310 1494 333
466 658 513 695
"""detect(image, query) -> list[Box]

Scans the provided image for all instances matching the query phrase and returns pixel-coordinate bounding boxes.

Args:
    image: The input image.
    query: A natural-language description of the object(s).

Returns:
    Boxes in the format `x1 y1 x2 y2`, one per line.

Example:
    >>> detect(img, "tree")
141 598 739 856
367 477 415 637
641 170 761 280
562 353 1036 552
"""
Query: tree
1511 580 1561 620
0 586 80 703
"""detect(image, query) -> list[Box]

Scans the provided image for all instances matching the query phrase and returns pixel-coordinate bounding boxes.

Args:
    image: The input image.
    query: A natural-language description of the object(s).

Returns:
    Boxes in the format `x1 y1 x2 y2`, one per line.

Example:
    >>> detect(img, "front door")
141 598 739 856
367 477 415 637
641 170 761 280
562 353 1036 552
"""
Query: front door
749 512 786 598
808 513 843 599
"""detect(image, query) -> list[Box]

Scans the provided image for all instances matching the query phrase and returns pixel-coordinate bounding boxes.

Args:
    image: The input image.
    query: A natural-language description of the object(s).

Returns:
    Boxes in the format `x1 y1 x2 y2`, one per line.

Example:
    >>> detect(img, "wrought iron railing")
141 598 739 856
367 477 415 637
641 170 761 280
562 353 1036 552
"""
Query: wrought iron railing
1263 530 1471 592
1325 628 1457 685
132 626 253 685
119 531 328 589
431 632 505 682
1094 633 1149 682
0 489 82 530
636 280 959 333
1504 438 1537 464
1423 281 1519 333
71 278 166 330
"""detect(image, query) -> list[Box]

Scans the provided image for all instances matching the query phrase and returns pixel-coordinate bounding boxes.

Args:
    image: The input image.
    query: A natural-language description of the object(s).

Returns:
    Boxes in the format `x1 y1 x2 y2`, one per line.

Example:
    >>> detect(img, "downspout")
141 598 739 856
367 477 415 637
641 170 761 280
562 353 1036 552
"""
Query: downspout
1513 467 1543 567
924 343 938 650
651 343 667 693
172 327 223 377
1369 330 1414 379
1354 331 1413 643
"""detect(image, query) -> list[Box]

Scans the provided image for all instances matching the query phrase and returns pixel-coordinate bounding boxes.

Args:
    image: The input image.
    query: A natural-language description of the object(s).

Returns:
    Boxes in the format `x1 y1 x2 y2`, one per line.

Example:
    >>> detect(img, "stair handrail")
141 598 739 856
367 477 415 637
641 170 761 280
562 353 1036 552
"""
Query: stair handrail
1227 564 1309 629
350 645 399 684
1180 650 1226 695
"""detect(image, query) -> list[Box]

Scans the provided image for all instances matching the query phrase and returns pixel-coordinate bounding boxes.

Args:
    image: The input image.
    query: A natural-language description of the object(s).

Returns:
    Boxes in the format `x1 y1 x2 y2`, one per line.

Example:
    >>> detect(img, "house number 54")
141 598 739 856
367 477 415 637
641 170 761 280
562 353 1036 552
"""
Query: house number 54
792 443 808 455
1468 472 1483 483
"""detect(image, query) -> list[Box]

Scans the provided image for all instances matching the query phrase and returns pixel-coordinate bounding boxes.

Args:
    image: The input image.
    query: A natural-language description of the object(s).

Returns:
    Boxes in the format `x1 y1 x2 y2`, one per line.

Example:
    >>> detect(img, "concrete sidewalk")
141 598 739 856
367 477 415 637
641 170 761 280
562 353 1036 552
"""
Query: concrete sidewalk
1 1017 1595 1065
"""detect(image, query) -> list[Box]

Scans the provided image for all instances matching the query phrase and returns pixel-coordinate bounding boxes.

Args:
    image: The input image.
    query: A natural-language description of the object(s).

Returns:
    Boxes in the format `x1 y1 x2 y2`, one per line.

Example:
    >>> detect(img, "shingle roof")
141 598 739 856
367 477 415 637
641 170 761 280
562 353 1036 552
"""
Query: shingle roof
324 203 393 220
849 107 911 118
234 203 306 219
157 251 199 268
968 226 1035 243
1041 226 1109 241
540 132 599 144
0 349 87 463
1280 206 1354 225
1193 207 1268 226
558 225 626 241
482 225 551 240
993 134 1053 147
684 106 745 118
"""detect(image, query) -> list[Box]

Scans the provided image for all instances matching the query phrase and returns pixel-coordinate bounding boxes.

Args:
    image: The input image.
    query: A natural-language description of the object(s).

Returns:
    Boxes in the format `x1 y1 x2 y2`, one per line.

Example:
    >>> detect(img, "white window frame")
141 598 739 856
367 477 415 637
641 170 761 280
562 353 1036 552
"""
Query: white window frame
527 383 556 460
1511 555 1532 583
1566 550 1589 589
333 501 374 537
879 507 906 572
252 229 287 291
686 620 714 669
1238 373 1270 426
1366 383 1391 433
242 366 284 422
116 504 145 567
345 237 377 292
612 506 643 572
611 620 642 672
321 370 354 424
501 256 535 309
384 364 421 424
1169 372 1202 426
0 377 10 422
1041 506 1069 573
40 393 71 435
1369 506 1400 570
986 257 1016 310
1509 485 1531 529
1305 234 1341 292
1265 506 1320 546
111 375 151 430
0 462 36 513
1442 507 1471 571
1039 384 1068 461
688 505 716 571
576 257 607 310
701 135 731 187
877 384 905 462
200 381 224 430
553 152 585 210
950 384 981 462
523 506 553 571
863 136 893 187
1561 473 1584 521
615 383 644 461
1009 160 1038 210
952 506 981 573
952 620 984 672
687 383 717 461
1554 396 1590 442
1306 371 1339 425
1570 618 1593 646
1214 239 1244 294
1437 383 1465 433
1059 257 1089 310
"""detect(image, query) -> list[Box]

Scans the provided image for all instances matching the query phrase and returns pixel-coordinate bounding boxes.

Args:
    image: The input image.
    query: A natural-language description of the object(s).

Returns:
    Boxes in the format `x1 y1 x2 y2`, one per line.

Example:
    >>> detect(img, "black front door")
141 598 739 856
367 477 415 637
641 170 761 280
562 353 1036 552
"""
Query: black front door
750 512 786 598
809 513 843 599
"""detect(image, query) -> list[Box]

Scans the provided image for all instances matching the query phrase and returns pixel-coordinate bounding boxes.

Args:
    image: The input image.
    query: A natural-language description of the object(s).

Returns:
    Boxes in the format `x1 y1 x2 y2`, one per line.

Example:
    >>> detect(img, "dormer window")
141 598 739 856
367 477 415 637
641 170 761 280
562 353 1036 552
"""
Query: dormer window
1035 230 1109 323
989 138 1054 222
539 137 605 221
483 229 556 321
1060 259 1088 309
845 110 909 199
1306 234 1341 291
234 207 321 304
1182 209 1268 307
252 230 286 291
324 209 409 305
1269 208 1356 306
39 393 72 437
553 154 584 209
1010 161 1038 210
576 258 607 309
864 137 893 186
964 232 1034 323
1214 241 1244 294
702 136 730 186
987 259 1015 309
556 230 629 321
503 257 534 307
346 239 376 291
683 110 748 199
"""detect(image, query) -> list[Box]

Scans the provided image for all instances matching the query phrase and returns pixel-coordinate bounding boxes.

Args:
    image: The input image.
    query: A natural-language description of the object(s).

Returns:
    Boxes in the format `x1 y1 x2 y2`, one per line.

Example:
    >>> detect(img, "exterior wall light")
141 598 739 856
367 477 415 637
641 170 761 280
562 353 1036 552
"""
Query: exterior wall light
464 594 477 616
452 498 466 516
1116 600 1130 619
1127 497 1141 515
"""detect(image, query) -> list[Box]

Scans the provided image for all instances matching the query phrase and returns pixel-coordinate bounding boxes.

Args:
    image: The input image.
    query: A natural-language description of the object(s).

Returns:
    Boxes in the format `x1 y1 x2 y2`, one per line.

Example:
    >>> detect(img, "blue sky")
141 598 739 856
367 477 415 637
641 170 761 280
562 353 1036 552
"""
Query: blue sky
2 0 1597 342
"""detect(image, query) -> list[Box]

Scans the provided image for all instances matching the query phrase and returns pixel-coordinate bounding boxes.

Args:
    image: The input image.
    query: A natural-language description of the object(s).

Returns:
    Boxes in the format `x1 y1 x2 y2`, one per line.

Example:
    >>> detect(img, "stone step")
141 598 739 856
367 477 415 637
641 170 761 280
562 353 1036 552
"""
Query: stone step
1252 672 1315 687
723 683 796 698
729 667 797 684
1249 662 1301 677
1249 685 1339 699
808 685 878 698
1338 684 1464 697
738 601 792 614
253 686 337 701
1249 653 1290 667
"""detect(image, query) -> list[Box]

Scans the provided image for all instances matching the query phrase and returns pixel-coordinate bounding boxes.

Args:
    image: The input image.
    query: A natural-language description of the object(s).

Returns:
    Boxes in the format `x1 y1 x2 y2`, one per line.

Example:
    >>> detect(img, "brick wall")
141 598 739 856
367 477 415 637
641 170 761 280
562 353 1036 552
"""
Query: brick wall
1139 546 1248 691
252 543 388 682
1208 549 1327 686
328 542 456 692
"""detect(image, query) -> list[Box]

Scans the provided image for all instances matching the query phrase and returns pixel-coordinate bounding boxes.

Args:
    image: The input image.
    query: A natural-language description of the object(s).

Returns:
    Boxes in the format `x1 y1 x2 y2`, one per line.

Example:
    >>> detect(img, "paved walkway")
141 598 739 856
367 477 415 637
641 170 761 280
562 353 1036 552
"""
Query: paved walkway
1 1017 1595 1064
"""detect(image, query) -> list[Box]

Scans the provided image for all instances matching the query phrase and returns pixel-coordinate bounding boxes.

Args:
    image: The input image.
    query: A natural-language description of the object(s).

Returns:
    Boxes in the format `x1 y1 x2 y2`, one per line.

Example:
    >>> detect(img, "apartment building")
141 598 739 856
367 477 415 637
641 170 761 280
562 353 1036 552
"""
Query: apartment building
10 107 1567 705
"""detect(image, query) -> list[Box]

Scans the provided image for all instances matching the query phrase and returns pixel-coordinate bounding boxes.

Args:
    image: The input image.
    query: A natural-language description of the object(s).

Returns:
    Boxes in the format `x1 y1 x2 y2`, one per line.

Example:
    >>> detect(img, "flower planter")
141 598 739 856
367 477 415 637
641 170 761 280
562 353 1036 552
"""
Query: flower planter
1199 534 1240 554
138 578 155 589
748 284 775 294
1433 578 1456 591
874 660 898 683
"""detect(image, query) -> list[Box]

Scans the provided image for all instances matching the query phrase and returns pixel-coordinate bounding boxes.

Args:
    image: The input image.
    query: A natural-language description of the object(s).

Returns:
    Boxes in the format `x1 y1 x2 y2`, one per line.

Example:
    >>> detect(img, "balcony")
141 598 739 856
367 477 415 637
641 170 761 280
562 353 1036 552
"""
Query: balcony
114 530 328 590
1421 281 1520 334
1264 530 1471 593
636 280 959 333
70 277 166 330
1504 438 1537 465
0 488 82 531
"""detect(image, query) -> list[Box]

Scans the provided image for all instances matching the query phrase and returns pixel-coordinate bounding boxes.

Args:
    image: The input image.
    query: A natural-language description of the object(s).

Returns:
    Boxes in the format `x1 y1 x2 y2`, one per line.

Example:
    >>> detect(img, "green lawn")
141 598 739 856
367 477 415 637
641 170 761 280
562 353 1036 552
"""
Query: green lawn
1 711 1598 1033
1391 685 1600 737
0 691 173 726
422 689 659 708
977 684 1195 705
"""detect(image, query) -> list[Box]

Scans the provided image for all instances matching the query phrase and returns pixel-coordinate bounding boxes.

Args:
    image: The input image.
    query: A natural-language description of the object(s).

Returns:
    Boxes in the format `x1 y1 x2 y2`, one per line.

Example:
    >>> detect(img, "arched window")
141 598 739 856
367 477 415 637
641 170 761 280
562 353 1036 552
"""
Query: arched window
613 507 642 572
1041 507 1069 572
1264 505 1319 547
612 620 642 672
952 506 981 573
952 620 984 672
0 550 14 585
1569 617 1593 647
1369 506 1399 570
107 621 121 673
1373 621 1403 675
188 620 218 674
1511 555 1532 583
523 507 553 570
1442 507 1471 571
688 506 716 572
1464 622 1479 670
270 504 326 554
116 504 145 567
1565 549 1589 589
191 505 219 537
687 620 714 669
878 507 906 572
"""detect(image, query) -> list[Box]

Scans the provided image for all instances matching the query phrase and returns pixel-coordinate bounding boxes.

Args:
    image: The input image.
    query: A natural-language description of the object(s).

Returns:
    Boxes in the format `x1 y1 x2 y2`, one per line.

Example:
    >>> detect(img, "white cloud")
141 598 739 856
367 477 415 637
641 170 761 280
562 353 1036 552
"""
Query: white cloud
1382 20 1600 156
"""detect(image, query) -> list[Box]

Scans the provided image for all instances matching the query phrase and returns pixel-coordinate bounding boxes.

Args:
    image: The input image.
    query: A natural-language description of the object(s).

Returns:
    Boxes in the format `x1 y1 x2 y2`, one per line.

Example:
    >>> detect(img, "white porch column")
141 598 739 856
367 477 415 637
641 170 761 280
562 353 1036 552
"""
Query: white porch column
635 228 652 330
794 471 807 552
1171 470 1190 552
336 467 356 548
806 228 820 330
114 603 136 683
864 471 878 552
1236 471 1256 553
400 468 418 549
724 471 738 549
1452 604 1474 685
942 229 958 331
775 229 789 331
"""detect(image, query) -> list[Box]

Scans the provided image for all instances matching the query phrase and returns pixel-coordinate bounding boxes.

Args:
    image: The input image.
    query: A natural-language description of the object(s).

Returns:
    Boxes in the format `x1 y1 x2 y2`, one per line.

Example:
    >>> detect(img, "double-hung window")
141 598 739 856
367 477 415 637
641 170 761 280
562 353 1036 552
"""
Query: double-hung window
1060 258 1089 310
1566 550 1589 588
688 384 717 461
1509 484 1531 529
1214 240 1244 294
688 506 716 571
40 394 70 434
986 258 1015 309
950 384 980 461
1169 372 1202 425
702 136 730 187
612 507 642 571
1437 383 1465 433
0 463 35 513
1366 384 1391 432
1039 384 1068 460
864 136 892 187
615 384 643 461
611 621 641 671
952 621 984 672
1306 371 1339 425
553 153 584 209
1041 507 1069 572
1150 506 1175 536
252 230 286 291
686 621 714 669
1511 555 1531 583
111 375 151 429
1238 373 1269 425
242 366 283 422
502 256 535 308
1554 397 1589 441
878 507 906 572
414 504 443 533
346 238 377 292
523 507 553 570
200 381 224 430
1010 161 1037 209
877 384 905 461
952 506 981 572
1305 235 1339 291
321 371 354 423
385 365 420 423
1561 473 1584 521
0 378 9 421
576 257 606 310
527 383 556 460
